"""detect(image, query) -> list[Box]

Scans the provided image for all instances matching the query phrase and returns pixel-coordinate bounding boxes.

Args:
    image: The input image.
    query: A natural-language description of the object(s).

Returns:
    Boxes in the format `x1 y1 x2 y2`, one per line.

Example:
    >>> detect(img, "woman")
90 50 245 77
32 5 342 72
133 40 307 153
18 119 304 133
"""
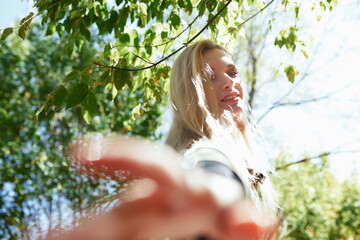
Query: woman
49 40 277 240
166 40 276 209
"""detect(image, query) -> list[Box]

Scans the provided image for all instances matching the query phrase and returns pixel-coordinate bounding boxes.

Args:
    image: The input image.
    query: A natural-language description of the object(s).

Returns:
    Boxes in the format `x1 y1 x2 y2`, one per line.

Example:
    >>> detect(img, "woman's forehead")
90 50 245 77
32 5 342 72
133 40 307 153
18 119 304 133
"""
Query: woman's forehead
203 48 235 70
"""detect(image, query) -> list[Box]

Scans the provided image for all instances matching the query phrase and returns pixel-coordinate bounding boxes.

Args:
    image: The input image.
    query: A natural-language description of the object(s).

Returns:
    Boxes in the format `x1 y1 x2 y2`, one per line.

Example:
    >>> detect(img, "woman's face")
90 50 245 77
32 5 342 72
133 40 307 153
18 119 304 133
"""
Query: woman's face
203 48 244 114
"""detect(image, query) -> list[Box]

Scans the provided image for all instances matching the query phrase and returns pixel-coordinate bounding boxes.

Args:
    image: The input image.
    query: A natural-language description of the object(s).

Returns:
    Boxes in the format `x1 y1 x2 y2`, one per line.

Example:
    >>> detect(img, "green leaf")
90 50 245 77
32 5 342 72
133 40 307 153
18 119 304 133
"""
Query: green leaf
20 12 34 25
96 69 110 85
137 3 148 27
81 90 97 124
0 107 10 119
1 27 13 44
18 25 27 40
143 29 155 55
118 6 129 30
112 84 118 100
117 33 130 44
284 65 298 83
169 12 181 29
66 82 89 109
35 94 53 121
197 0 207 16
113 69 129 91
109 10 118 31
93 2 100 16
273 68 280 77
62 70 79 84
80 19 91 41
301 49 309 59
45 24 56 36
103 42 112 59
274 26 298 52
63 37 75 57
54 5 65 20
131 103 141 122
294 4 300 19
105 81 112 90
77 38 85 51
268 19 272 31
113 58 130 91
139 2 147 16
35 105 45 121
56 24 64 37
191 0 201 5
70 10 82 20
161 31 168 39
129 29 139 46
217 2 228 17
81 71 92 86
53 85 68 110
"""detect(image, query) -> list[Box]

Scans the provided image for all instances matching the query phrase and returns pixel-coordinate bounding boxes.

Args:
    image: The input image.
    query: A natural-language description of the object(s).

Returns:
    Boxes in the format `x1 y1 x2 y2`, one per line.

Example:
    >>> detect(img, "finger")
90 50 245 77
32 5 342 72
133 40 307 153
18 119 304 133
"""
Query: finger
219 202 277 240
70 134 184 188
47 179 220 240
111 181 221 240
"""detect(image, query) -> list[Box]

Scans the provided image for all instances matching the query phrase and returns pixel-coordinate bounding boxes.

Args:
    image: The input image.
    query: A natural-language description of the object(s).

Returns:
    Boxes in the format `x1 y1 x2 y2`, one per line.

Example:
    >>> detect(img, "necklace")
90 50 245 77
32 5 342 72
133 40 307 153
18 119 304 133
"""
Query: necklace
247 168 266 190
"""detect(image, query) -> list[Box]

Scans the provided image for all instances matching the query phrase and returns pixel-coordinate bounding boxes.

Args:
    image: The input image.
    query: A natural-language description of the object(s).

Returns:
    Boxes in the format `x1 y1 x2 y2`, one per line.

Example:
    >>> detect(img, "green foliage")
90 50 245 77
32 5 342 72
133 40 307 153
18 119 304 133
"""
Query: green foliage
0 0 337 123
274 26 300 52
332 179 360 239
0 0 344 238
0 24 163 239
275 154 360 239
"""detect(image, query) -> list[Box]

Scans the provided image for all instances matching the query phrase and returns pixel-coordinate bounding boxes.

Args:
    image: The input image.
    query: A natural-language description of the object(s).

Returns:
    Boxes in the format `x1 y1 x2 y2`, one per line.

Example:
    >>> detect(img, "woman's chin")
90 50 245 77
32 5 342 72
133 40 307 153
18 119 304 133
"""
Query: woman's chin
221 105 243 115
220 100 244 114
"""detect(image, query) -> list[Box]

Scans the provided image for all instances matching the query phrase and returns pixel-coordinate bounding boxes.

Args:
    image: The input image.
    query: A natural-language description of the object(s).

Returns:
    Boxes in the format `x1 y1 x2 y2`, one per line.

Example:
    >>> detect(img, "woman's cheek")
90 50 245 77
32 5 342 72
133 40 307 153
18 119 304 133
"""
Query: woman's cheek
235 83 243 99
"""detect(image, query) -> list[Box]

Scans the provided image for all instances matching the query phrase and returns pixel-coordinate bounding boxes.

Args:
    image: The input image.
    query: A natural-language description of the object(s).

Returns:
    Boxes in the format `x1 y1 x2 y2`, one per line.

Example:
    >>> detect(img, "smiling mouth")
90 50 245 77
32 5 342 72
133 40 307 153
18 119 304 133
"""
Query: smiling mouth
221 94 239 102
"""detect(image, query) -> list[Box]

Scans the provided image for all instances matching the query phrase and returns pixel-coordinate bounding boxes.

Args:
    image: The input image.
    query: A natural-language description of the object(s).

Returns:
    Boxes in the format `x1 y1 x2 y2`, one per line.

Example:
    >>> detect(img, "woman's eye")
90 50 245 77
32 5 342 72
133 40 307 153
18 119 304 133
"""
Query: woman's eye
228 71 238 77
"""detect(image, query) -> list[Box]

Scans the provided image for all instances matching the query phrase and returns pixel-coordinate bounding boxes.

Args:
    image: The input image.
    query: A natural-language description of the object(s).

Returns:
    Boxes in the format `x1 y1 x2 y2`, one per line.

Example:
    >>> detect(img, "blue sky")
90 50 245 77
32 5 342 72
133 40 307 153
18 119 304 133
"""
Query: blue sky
0 0 35 29
250 1 360 181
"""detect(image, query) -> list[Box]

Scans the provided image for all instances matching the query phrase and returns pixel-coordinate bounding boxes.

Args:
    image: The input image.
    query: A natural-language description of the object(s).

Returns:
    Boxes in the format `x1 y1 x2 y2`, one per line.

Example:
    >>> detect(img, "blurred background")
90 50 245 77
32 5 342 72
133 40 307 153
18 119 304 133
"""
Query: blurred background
0 0 359 239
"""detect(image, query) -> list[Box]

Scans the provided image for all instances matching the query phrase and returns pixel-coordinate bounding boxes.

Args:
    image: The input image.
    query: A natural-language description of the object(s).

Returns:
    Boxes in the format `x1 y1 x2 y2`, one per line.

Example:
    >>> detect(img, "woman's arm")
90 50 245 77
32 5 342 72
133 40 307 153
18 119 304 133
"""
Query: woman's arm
47 135 276 240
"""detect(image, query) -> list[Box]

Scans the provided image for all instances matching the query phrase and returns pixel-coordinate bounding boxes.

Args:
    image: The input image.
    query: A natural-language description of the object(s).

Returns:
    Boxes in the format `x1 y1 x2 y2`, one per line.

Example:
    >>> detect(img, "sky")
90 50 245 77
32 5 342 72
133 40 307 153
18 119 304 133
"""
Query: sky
0 0 35 28
1 0 359 182
249 0 360 182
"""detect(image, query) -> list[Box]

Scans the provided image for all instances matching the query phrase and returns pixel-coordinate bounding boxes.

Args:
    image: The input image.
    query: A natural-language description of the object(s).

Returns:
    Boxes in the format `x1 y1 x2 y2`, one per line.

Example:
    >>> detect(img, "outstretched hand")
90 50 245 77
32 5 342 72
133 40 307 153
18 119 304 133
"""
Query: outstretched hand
48 134 276 240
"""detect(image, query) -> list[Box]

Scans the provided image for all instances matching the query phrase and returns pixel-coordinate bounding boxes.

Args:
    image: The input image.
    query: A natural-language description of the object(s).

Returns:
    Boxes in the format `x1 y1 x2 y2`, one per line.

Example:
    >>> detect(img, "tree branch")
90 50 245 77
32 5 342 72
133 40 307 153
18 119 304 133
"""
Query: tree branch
247 28 257 108
256 12 351 122
257 80 357 122
132 52 154 65
276 149 360 171
93 0 276 72
113 15 200 49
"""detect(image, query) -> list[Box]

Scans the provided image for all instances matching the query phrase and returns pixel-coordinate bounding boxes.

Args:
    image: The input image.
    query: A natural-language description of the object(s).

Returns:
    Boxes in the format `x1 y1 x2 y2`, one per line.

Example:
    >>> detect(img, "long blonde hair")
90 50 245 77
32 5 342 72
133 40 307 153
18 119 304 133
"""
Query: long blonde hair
165 40 276 208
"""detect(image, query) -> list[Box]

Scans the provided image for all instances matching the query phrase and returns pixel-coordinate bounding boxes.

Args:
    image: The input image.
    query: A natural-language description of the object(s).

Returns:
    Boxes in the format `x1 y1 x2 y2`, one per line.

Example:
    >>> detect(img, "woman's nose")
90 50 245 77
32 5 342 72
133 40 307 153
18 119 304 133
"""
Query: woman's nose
223 75 235 89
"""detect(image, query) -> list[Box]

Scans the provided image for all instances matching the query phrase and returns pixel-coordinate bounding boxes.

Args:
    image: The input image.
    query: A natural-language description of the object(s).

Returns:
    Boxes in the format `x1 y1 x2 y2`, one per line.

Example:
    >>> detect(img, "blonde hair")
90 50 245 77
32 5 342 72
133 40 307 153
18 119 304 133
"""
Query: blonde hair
165 40 276 208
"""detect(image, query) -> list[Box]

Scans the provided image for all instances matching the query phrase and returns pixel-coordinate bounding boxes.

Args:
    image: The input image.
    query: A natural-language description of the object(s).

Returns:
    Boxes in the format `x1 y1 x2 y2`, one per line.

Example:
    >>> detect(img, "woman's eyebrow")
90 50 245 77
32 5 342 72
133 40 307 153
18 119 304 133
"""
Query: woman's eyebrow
226 63 236 69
